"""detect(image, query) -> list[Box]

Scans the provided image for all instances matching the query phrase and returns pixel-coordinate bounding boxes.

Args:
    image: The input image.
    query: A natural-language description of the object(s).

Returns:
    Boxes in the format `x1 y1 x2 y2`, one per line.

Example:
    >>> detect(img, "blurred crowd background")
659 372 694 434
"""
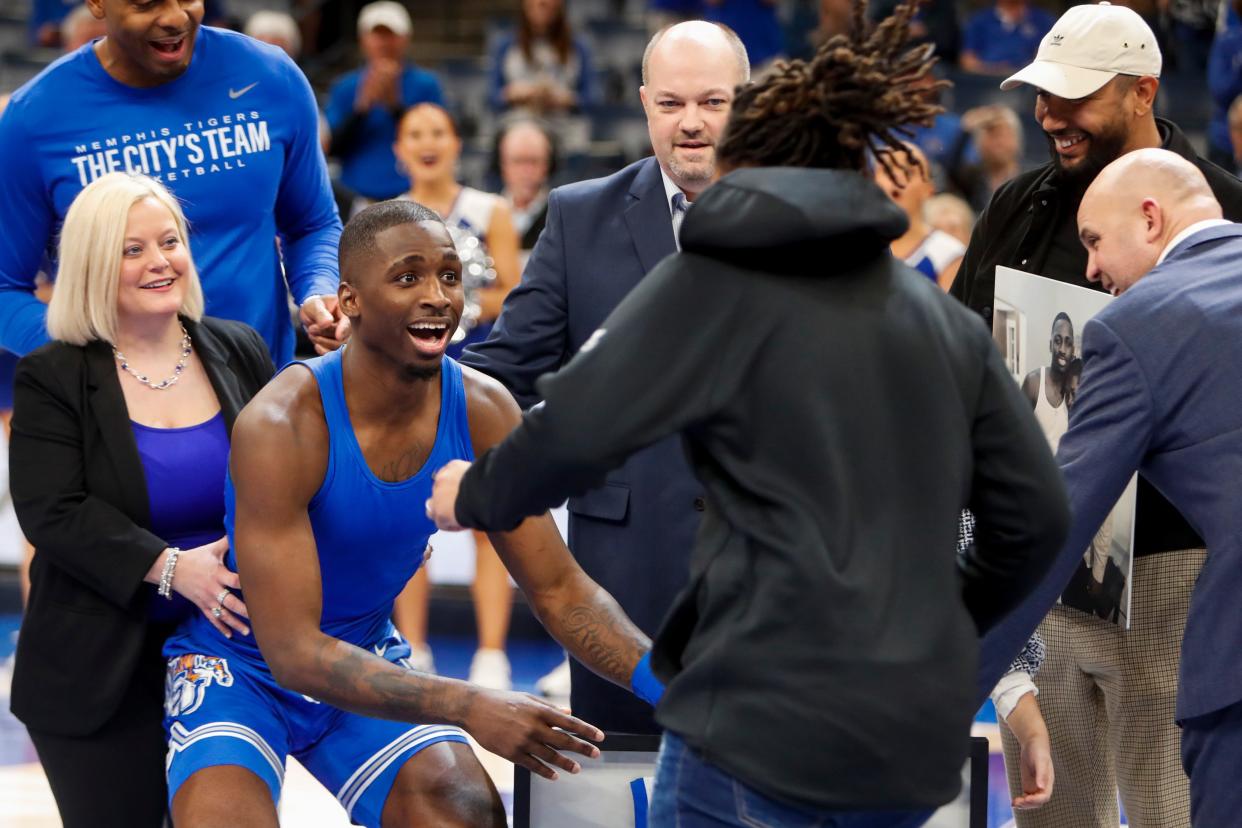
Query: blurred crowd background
4 0 1241 245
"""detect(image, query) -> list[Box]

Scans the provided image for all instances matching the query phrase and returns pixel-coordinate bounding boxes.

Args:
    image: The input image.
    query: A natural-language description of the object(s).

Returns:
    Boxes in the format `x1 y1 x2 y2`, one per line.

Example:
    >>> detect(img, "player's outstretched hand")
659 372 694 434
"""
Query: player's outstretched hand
464 689 604 780
428 460 471 531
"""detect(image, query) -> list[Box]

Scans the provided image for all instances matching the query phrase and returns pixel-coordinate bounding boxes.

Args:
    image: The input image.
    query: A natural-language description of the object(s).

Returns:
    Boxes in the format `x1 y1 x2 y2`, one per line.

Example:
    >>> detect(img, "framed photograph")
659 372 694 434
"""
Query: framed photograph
513 735 989 827
994 266 1138 628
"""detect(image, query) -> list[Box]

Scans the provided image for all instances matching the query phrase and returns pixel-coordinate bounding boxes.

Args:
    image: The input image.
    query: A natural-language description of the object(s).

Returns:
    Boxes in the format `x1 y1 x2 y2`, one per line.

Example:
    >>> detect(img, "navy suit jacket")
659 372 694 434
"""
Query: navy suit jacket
461 157 704 733
978 223 1242 721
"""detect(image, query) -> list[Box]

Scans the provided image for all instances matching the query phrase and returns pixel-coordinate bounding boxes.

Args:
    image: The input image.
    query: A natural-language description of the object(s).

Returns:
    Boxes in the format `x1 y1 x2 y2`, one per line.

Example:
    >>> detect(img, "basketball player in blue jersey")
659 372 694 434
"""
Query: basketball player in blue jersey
161 199 658 827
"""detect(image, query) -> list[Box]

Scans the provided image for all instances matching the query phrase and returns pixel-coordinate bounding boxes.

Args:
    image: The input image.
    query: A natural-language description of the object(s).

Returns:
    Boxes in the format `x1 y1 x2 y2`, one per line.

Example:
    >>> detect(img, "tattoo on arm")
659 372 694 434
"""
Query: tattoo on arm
557 592 651 687
307 635 465 725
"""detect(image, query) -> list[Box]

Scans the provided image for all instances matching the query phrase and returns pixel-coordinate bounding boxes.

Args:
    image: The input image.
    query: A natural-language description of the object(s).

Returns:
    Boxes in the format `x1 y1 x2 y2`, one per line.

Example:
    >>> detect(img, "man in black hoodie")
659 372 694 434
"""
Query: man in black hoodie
952 5 1242 824
427 5 1069 826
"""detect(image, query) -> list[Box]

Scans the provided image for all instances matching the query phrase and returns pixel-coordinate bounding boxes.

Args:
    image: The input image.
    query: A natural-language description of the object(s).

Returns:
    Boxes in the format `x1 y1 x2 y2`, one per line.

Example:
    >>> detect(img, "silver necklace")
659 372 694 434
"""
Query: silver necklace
113 323 192 391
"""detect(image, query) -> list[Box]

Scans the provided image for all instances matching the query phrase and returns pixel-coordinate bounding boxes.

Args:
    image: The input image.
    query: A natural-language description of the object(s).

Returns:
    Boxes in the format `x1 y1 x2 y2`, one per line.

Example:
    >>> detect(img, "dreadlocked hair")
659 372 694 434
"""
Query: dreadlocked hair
716 0 947 182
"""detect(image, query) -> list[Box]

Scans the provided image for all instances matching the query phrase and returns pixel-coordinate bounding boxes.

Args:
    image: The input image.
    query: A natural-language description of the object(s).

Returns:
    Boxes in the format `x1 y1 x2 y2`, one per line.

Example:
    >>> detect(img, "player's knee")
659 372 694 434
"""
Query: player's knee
425 776 504 826
383 747 504 827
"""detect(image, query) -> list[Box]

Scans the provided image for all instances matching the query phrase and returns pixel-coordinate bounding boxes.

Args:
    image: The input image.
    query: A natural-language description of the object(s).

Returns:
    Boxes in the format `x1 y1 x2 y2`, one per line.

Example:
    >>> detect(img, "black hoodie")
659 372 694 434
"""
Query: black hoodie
457 167 1068 809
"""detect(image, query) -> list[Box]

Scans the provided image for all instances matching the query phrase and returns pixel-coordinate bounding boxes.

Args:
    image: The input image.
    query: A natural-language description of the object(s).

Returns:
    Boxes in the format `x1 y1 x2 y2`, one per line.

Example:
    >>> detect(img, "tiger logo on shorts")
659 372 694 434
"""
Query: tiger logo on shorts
165 654 234 717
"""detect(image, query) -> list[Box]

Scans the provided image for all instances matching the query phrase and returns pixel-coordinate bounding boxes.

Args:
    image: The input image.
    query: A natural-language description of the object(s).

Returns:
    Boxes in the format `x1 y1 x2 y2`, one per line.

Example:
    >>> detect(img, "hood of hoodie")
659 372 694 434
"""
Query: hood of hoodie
679 167 909 274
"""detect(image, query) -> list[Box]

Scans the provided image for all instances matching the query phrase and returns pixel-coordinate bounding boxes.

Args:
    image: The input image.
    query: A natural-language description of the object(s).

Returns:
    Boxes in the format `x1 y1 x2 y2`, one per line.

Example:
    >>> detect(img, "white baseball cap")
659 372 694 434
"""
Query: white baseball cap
1001 2 1161 100
358 1 412 37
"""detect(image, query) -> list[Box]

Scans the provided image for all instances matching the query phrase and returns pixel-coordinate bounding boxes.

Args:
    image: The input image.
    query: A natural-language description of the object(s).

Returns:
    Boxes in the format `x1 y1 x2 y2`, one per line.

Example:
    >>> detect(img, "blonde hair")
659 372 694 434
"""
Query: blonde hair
47 173 203 345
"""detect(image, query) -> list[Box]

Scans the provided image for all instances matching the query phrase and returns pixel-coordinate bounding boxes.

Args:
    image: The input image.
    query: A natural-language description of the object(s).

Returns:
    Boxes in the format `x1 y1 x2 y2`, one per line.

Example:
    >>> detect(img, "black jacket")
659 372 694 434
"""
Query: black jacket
9 317 274 735
950 118 1242 556
456 168 1069 809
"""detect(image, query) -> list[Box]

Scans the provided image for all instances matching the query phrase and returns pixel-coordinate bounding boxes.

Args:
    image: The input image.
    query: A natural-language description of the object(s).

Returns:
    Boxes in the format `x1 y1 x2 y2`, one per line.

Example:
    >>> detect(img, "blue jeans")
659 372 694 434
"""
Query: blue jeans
649 731 934 828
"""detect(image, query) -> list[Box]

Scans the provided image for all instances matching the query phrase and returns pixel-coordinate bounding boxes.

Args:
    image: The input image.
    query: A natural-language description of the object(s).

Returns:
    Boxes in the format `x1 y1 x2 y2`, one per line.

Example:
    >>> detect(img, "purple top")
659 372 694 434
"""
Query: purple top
131 410 229 622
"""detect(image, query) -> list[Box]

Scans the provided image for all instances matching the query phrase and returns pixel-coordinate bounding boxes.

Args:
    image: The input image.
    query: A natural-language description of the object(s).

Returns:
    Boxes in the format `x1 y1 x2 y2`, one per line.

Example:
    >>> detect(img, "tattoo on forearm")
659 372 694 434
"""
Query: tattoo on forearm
310 638 454 724
558 596 649 686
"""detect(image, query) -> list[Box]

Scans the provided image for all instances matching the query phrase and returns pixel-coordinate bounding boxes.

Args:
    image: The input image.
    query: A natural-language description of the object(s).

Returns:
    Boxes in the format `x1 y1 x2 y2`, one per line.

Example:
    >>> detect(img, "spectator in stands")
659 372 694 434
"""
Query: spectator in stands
950 104 1024 213
325 1 445 203
904 69 965 179
1207 0 1242 168
29 0 76 47
874 142 965 291
0 0 344 366
867 0 960 64
244 10 301 59
390 102 522 690
496 118 557 262
8 173 273 828
702 0 785 70
61 3 107 50
488 0 594 118
960 0 1054 77
647 0 701 34
1229 96 1242 175
1168 0 1218 77
924 192 976 245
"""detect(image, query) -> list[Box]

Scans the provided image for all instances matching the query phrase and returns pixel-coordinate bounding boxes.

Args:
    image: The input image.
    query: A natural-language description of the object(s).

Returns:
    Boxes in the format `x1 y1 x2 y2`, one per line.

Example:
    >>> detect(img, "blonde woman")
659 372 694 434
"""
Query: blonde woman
8 173 274 827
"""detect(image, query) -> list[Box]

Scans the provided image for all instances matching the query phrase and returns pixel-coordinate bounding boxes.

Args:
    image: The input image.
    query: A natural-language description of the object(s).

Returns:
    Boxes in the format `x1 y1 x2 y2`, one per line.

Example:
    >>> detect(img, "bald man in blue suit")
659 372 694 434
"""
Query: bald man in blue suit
459 22 750 733
979 148 1242 824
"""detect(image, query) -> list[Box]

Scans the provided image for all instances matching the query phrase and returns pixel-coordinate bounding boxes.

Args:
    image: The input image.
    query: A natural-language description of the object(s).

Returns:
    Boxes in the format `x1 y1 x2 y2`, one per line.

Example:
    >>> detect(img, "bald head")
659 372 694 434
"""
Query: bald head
642 21 749 87
1077 149 1223 295
1084 149 1218 220
498 120 553 205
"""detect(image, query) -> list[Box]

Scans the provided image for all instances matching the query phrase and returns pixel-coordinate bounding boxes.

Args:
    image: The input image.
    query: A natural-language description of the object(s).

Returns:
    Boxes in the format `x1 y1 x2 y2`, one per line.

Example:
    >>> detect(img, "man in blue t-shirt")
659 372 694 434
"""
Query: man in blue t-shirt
960 0 1055 77
324 1 444 204
0 0 343 365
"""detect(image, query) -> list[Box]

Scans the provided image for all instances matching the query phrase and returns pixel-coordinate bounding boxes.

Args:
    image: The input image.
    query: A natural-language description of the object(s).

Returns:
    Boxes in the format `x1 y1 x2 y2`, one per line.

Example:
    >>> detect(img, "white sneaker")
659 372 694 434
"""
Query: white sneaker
469 648 512 691
406 643 436 674
535 657 572 698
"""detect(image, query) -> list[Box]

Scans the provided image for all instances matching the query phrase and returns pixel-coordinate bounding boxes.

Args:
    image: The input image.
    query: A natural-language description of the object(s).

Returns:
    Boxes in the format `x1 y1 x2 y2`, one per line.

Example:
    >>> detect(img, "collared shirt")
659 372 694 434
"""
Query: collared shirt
505 188 549 239
1157 218 1233 266
660 167 691 250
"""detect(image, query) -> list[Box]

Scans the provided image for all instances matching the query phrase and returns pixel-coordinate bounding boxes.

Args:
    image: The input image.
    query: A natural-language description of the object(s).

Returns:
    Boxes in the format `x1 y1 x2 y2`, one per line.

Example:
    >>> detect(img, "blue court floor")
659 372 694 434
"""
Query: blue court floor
0 615 1031 827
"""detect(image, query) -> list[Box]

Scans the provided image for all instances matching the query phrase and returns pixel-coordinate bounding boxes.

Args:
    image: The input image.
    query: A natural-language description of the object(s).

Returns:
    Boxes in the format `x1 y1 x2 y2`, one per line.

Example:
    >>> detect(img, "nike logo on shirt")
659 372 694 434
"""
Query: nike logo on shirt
229 82 259 99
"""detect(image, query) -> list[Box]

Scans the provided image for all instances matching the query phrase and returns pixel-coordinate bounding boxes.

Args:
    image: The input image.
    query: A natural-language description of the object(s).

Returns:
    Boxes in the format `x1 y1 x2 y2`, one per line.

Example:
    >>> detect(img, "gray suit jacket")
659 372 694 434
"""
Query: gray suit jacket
980 223 1242 720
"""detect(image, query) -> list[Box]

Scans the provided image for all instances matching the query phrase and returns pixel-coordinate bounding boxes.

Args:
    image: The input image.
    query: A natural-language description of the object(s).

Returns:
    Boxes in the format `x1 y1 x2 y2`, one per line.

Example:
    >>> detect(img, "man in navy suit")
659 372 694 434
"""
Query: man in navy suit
459 21 750 733
986 147 1242 823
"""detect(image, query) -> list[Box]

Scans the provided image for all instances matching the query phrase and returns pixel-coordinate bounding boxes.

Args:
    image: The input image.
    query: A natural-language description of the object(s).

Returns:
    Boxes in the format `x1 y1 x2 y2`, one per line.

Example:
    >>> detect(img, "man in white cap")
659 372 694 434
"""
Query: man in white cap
324 1 444 204
954 3 1242 826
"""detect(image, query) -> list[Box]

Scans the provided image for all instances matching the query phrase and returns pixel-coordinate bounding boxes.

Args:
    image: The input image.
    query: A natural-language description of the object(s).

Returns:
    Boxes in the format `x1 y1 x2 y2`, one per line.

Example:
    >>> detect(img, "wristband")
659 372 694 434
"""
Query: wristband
630 651 665 707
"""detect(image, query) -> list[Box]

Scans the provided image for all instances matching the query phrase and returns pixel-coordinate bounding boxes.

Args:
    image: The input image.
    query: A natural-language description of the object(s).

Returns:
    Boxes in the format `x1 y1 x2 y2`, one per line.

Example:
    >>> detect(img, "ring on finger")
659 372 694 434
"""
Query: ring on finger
211 605 223 619
216 589 230 606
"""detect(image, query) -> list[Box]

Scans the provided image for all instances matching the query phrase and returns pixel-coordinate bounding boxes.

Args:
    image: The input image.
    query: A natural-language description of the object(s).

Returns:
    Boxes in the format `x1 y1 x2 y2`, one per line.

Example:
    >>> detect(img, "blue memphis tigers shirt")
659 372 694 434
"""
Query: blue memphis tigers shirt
0 27 342 364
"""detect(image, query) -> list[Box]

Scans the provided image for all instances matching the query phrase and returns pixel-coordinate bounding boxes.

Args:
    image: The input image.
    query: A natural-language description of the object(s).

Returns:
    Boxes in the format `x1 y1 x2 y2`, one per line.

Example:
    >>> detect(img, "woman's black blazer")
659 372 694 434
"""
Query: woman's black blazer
8 316 275 735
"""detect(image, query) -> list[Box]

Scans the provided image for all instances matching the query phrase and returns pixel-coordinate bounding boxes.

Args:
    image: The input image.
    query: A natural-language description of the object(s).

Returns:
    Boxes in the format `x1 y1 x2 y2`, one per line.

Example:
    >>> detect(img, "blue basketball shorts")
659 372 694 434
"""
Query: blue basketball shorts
163 632 468 827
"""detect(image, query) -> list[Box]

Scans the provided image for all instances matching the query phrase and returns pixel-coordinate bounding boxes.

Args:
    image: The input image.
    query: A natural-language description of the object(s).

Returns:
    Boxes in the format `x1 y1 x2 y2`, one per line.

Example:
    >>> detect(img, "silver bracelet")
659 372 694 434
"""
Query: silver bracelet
157 547 182 599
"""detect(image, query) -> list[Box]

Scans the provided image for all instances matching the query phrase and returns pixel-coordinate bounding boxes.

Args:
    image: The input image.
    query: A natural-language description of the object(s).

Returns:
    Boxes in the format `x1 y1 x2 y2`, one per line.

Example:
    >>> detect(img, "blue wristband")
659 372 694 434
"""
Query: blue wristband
630 651 665 707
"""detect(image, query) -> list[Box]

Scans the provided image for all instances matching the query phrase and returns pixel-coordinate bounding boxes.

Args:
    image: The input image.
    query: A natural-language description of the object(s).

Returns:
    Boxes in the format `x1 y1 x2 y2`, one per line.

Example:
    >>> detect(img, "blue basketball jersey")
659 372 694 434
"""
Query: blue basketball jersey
168 349 474 661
